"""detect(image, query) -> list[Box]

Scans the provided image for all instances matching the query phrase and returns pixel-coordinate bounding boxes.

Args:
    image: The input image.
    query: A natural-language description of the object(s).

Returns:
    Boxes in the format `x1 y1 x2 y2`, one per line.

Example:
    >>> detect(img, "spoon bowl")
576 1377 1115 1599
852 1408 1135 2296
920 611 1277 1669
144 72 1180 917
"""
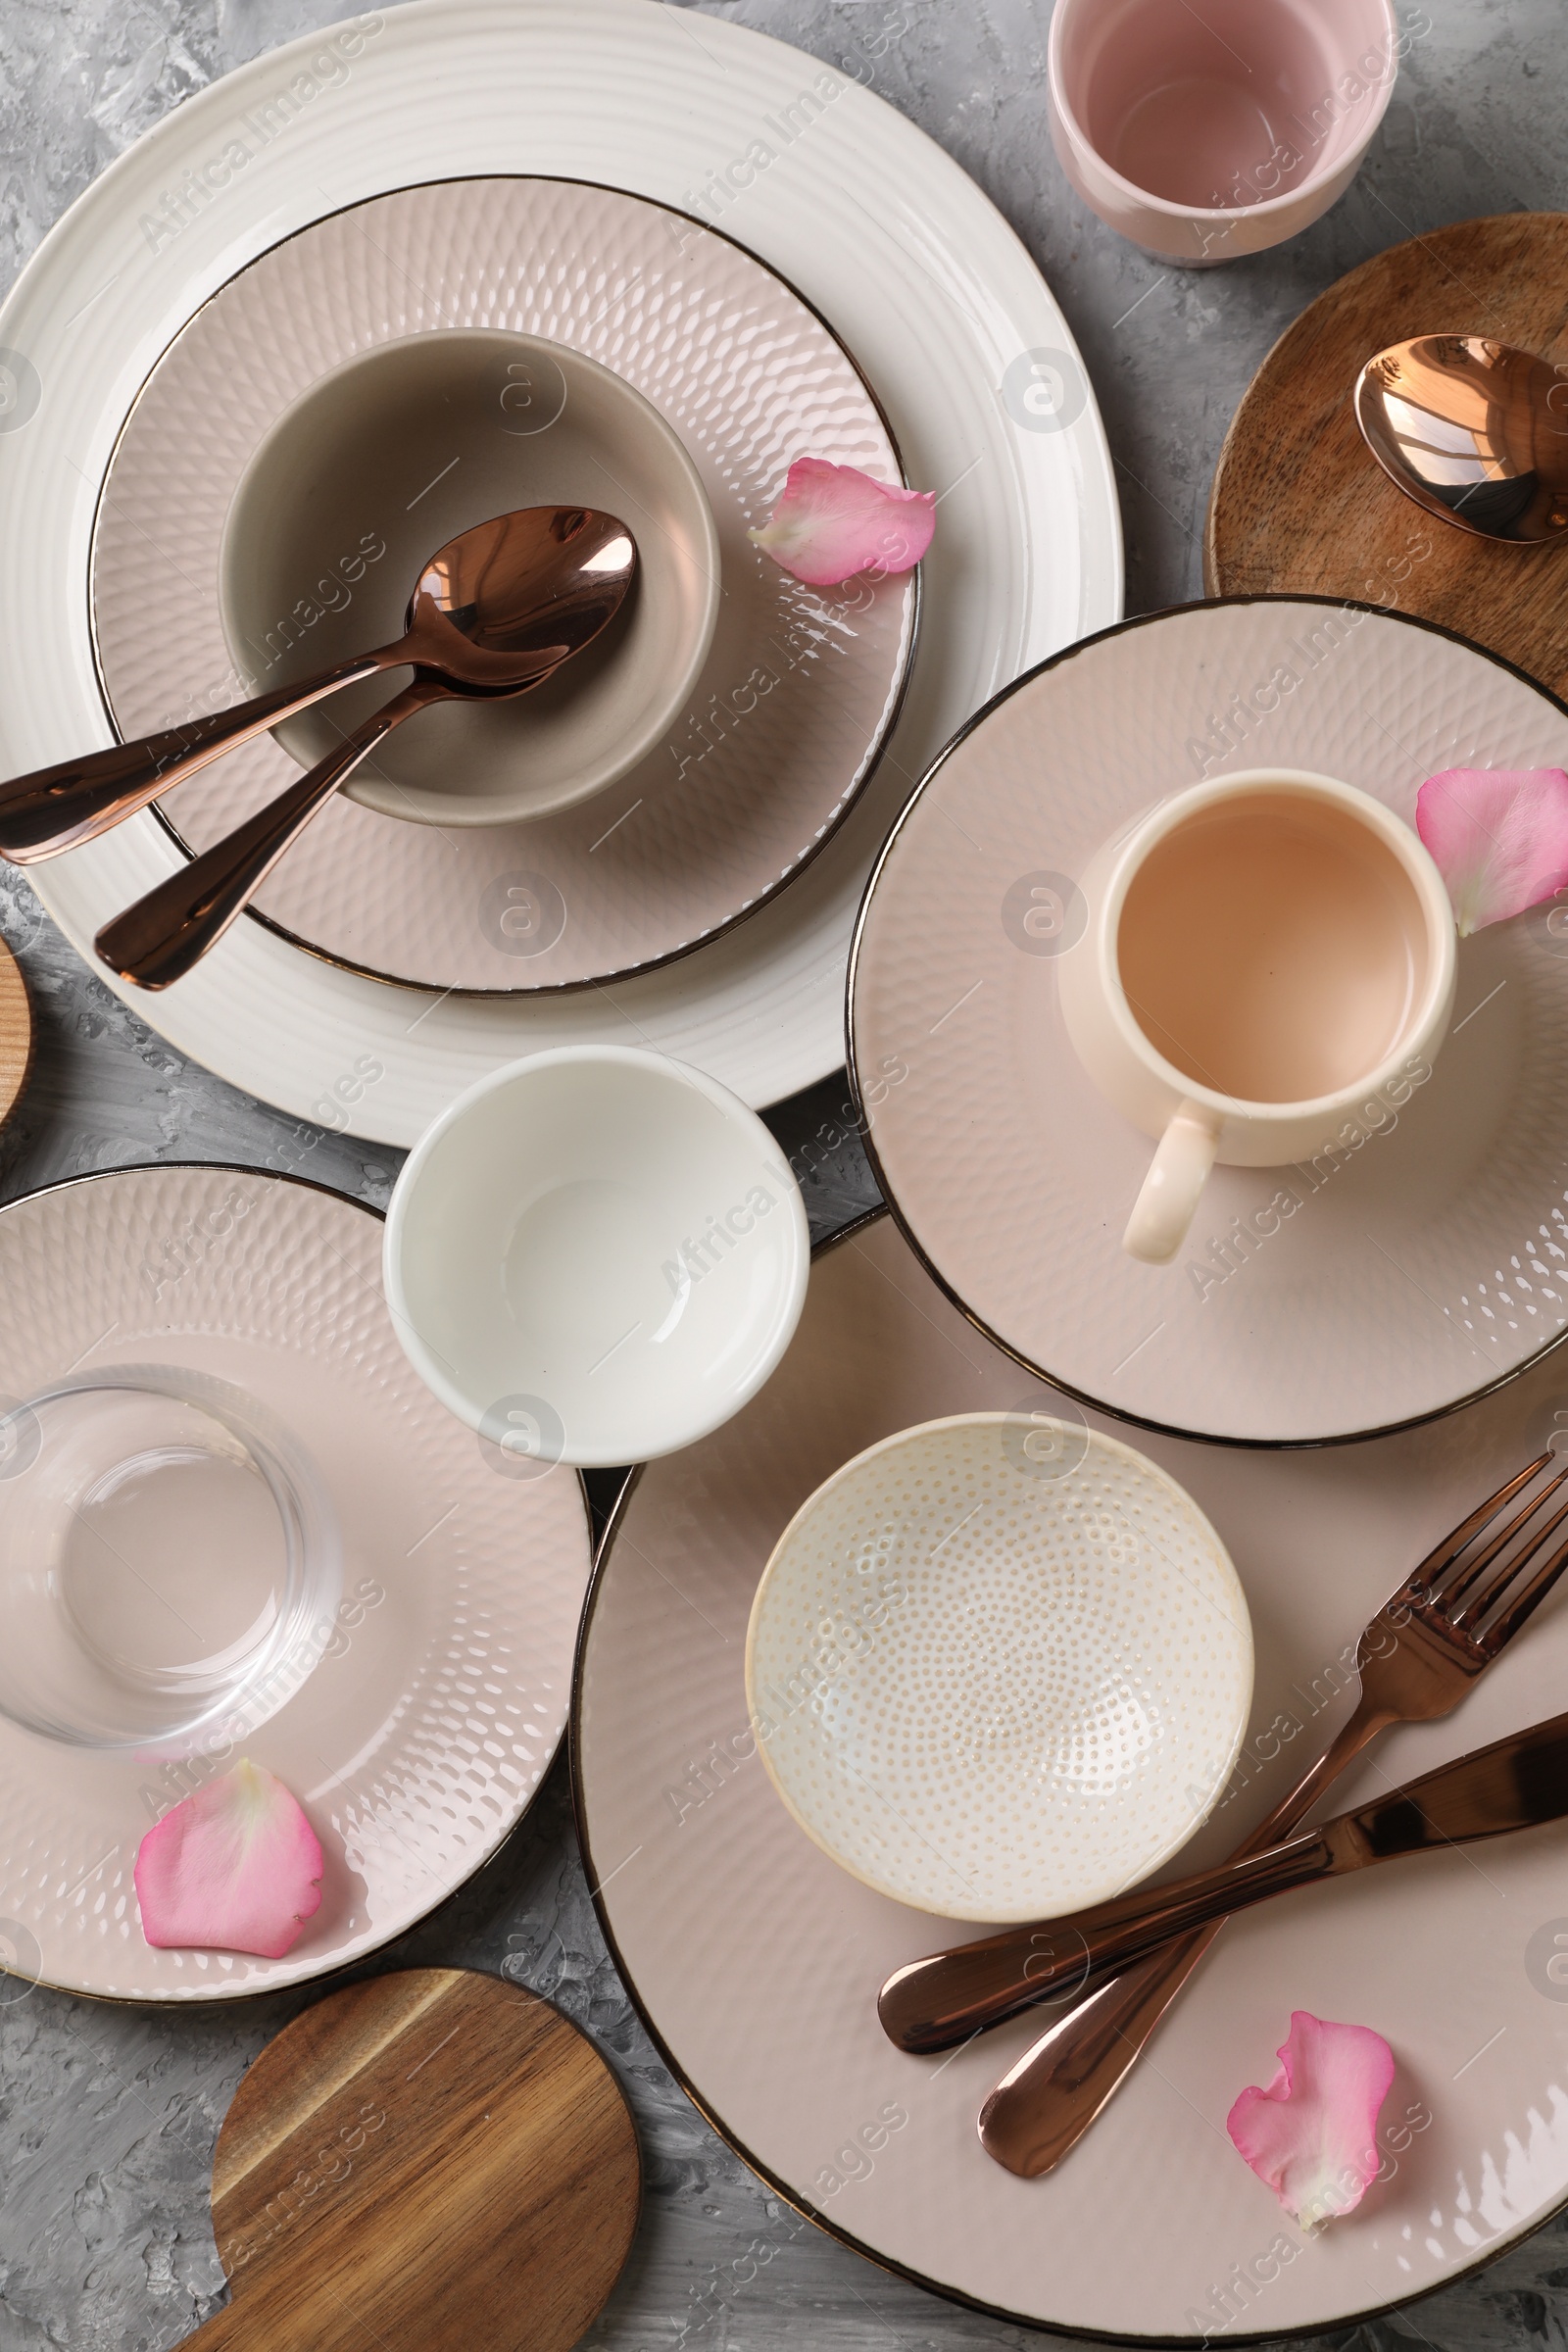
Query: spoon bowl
1355 334 1568 543
399 505 639 686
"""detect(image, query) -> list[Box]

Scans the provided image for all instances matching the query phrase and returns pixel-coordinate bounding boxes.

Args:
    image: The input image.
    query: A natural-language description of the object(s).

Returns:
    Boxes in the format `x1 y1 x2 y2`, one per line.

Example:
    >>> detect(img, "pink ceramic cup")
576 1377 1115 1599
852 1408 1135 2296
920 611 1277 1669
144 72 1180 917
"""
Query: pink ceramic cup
1049 0 1399 266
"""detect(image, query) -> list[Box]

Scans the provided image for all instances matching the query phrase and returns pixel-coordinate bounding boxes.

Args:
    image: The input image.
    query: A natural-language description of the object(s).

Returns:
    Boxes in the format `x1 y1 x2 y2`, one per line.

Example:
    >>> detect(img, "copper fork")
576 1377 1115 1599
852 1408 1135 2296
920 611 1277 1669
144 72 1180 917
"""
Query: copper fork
874 1450 1568 2175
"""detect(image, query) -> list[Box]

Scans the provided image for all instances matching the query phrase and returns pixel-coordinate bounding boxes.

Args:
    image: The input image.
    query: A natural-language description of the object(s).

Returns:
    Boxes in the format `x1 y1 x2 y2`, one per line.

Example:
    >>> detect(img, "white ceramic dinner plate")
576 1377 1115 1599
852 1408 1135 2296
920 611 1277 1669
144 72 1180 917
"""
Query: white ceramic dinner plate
0 1165 591 2002
575 1208 1568 2340
851 597 1568 1446
0 0 1120 1139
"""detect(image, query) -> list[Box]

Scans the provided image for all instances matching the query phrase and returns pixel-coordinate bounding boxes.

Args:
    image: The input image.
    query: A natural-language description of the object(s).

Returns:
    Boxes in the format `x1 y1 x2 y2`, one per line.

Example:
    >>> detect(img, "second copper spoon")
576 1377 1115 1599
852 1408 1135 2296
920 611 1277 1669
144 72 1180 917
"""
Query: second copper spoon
1355 334 1568 541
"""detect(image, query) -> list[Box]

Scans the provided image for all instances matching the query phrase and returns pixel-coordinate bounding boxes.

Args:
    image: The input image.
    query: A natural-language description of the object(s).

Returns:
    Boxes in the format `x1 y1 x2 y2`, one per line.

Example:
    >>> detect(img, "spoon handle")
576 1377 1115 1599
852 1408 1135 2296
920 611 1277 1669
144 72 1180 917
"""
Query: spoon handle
975 1698 1390 2177
94 680 438 991
0 652 397 865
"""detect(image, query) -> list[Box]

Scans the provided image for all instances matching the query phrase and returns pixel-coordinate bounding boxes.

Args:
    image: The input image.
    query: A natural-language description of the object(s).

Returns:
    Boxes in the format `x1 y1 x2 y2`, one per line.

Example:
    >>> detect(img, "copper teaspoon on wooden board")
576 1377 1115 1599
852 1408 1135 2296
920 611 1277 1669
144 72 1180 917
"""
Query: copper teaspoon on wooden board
1206 213 1568 698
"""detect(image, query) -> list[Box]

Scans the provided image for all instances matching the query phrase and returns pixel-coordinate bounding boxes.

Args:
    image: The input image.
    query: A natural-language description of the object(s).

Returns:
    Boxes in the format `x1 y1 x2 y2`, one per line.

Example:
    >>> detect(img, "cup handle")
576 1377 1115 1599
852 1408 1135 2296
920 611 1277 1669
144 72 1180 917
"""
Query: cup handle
1122 1105 1220 1264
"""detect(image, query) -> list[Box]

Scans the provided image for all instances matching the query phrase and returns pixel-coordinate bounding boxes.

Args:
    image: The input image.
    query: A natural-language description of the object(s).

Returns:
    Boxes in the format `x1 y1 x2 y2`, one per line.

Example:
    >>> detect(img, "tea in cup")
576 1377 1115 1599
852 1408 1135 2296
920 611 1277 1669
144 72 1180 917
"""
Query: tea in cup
1057 768 1456 1262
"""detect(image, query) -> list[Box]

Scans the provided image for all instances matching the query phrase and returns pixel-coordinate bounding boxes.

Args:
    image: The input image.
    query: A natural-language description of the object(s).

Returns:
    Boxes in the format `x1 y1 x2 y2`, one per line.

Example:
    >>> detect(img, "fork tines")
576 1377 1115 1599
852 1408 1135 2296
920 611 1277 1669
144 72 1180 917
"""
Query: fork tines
1409 1448 1568 1654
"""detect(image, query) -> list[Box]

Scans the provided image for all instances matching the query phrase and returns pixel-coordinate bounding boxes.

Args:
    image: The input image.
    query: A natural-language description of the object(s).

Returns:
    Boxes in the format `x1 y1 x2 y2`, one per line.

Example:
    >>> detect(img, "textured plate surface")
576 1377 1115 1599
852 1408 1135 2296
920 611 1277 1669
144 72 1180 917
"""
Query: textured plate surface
746 1413 1251 1920
0 1165 591 2002
92 176 914 995
851 597 1568 1446
0 0 1119 1135
576 1208 1568 2341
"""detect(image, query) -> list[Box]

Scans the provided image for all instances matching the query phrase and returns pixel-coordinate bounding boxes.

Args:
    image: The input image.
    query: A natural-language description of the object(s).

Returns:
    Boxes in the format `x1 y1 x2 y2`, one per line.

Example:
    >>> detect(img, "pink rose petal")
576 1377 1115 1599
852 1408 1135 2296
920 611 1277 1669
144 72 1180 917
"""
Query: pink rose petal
748 457 935 587
1227 2011 1395 2232
1416 765 1568 936
134 1758 323 1959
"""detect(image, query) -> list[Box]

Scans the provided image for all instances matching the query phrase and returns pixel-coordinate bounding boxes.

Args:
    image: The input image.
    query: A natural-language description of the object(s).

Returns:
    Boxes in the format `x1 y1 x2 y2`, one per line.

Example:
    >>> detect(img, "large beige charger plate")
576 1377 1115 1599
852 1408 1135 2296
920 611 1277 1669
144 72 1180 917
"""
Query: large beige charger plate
576 1208 1568 2341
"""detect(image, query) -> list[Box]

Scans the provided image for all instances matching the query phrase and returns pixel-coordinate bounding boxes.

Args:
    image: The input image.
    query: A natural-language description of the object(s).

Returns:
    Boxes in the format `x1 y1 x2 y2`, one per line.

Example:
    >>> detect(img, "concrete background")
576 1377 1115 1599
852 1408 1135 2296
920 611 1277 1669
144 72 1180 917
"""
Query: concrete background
0 0 1563 2343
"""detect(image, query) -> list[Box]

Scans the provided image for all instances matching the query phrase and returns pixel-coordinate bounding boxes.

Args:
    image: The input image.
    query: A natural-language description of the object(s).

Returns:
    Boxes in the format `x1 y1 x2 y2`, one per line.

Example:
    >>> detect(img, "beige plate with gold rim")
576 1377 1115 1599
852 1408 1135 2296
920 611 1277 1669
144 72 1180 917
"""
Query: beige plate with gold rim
90 175 915 996
4 0 1119 1133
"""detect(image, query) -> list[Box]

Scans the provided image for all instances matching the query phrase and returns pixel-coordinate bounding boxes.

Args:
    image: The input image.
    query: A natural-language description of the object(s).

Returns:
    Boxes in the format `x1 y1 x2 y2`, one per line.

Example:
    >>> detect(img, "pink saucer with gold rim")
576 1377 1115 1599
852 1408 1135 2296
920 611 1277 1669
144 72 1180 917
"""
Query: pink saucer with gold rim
576 1206 1568 2340
850 598 1568 1446
0 1164 591 2001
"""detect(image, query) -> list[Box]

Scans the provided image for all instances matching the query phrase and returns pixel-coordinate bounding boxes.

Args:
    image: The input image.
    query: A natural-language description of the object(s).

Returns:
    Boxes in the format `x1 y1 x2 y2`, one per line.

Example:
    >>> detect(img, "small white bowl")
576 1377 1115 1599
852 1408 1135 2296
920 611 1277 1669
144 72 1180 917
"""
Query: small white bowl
746 1413 1253 1922
384 1047 809 1467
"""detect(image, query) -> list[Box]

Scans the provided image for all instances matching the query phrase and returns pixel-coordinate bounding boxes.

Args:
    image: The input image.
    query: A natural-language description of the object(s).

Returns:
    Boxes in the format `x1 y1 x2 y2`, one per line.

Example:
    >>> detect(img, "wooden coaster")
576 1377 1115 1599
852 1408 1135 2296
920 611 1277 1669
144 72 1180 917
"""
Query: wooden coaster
1206 213 1568 695
195 1969 640 2351
0 935 33 1134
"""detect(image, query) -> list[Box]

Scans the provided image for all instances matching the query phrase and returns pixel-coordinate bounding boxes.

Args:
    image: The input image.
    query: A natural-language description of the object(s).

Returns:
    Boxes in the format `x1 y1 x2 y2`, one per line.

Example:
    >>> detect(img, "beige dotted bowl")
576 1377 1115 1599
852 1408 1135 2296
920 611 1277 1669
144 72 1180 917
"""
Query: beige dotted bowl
745 1412 1253 1922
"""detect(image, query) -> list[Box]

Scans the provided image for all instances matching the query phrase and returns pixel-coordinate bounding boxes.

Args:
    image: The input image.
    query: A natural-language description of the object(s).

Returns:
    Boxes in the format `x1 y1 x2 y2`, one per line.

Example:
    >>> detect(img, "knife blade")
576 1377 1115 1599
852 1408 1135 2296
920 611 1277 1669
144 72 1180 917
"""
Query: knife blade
879 1706 1568 2055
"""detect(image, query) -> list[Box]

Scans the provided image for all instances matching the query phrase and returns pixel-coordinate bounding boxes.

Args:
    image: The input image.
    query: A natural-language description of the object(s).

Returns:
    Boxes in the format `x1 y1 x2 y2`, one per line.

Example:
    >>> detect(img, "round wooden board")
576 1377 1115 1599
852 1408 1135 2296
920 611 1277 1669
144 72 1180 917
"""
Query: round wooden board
0 935 33 1133
196 1969 640 2351
1206 213 1568 695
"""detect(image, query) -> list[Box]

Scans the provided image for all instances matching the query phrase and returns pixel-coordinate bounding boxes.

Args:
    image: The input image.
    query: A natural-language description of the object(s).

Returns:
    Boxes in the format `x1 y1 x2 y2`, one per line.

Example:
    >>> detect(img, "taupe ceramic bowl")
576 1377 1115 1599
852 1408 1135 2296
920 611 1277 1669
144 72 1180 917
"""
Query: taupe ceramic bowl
219 327 721 826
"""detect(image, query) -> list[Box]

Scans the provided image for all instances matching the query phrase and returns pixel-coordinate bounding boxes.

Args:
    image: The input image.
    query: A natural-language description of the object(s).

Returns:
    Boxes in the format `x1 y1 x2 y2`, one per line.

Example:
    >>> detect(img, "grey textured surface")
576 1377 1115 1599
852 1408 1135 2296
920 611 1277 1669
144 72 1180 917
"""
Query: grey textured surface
0 0 1564 2344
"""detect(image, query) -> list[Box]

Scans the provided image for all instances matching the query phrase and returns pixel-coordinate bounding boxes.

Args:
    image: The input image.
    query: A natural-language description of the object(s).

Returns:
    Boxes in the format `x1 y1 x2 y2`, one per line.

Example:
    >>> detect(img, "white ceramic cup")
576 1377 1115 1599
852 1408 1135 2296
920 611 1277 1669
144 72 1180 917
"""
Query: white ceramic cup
1048 0 1397 266
1057 768 1456 1265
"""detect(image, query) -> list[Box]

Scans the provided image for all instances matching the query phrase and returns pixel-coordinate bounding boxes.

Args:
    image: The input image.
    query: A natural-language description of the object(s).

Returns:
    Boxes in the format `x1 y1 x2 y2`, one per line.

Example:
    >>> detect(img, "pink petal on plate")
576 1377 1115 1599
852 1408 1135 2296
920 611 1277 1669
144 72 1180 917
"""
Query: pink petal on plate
134 1758 323 1959
1227 2011 1395 2233
1416 765 1568 936
748 457 936 587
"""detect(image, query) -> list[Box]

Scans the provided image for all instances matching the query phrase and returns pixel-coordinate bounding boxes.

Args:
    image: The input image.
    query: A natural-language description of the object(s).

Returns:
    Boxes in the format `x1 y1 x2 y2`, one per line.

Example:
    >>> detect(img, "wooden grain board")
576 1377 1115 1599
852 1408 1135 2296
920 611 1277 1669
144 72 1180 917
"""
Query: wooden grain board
192 1969 640 2351
0 934 33 1134
1206 213 1568 695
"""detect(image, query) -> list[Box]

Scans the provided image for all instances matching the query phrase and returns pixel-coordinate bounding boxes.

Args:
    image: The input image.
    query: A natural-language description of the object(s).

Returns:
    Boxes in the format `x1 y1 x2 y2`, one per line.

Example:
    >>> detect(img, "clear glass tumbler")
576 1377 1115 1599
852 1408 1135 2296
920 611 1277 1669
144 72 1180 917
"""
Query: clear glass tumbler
0 1365 340 1750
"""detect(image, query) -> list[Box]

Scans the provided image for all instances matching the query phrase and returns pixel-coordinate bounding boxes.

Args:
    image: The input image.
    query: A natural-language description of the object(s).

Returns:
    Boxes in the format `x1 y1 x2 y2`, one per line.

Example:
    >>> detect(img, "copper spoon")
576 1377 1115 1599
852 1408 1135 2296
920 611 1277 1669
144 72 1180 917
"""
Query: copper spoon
1355 334 1568 541
94 508 636 991
0 503 634 863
